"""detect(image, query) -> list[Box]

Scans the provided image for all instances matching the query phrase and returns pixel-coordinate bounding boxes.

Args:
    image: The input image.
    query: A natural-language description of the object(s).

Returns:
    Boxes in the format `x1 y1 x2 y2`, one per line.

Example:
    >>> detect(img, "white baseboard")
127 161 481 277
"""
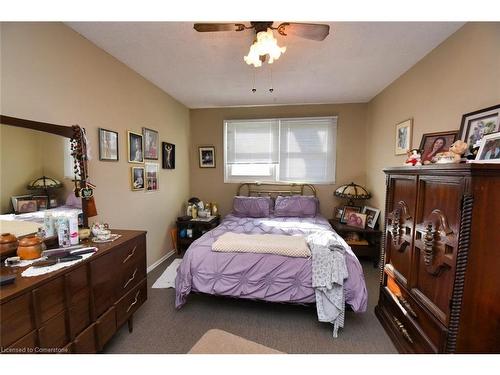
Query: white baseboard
147 250 176 274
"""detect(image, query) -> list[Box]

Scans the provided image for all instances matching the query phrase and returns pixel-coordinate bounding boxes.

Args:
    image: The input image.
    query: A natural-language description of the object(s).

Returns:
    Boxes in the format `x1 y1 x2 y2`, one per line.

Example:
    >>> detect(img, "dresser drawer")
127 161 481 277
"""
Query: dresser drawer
95 306 116 350
68 289 91 339
116 279 147 328
37 309 69 351
117 252 146 299
378 288 436 353
115 236 145 266
90 252 117 317
6 330 37 353
0 293 35 348
73 323 97 354
32 276 65 324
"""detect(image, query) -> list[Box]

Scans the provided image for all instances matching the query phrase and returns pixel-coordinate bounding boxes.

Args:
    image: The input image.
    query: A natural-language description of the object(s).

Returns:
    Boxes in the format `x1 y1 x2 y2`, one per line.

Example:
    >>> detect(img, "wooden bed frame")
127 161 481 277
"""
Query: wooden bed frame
237 182 316 197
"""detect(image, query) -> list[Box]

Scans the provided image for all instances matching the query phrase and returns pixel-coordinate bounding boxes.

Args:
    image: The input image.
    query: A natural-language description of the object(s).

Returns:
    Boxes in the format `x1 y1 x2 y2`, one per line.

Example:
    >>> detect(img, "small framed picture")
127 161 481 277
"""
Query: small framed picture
98 128 119 161
17 199 38 214
474 132 500 163
143 127 159 160
33 195 49 210
11 195 32 214
395 119 413 155
340 205 361 224
459 104 500 158
345 212 367 229
145 162 159 191
199 146 215 168
362 206 381 229
334 206 343 220
419 131 458 164
131 166 145 191
162 142 175 169
128 131 144 163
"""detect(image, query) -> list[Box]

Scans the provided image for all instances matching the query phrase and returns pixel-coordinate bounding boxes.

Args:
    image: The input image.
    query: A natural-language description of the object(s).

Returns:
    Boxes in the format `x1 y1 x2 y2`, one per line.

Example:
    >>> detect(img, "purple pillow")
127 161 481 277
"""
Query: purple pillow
274 195 318 217
232 196 272 218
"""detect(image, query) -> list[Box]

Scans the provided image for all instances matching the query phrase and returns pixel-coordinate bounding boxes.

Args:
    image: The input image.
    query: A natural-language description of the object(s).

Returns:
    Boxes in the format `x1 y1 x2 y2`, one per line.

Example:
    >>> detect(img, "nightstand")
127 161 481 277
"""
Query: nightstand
176 216 220 253
329 219 381 267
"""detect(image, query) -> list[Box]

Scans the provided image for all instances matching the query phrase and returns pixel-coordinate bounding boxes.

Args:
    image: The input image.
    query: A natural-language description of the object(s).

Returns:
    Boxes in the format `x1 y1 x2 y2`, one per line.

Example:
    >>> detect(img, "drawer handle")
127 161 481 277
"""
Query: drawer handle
126 290 141 313
123 246 137 264
393 316 414 344
123 268 138 289
398 296 418 319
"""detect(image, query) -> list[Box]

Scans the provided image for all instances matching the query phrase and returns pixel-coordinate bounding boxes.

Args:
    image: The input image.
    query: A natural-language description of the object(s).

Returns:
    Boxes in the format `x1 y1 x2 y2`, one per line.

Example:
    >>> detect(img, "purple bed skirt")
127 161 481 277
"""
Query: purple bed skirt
175 214 368 312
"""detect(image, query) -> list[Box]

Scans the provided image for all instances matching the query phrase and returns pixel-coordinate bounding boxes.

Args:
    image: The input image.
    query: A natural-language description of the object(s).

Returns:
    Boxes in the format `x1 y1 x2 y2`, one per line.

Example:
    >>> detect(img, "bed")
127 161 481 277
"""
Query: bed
175 183 368 316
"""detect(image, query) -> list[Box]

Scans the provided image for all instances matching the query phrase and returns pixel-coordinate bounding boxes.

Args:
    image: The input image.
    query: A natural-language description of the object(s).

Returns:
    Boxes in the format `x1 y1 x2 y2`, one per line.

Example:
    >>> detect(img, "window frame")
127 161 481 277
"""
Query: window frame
223 116 337 184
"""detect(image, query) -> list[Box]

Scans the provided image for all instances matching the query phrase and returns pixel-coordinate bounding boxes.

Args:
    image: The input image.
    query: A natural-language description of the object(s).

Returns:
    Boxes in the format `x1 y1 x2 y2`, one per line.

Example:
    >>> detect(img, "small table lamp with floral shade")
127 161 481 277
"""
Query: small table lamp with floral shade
334 182 371 207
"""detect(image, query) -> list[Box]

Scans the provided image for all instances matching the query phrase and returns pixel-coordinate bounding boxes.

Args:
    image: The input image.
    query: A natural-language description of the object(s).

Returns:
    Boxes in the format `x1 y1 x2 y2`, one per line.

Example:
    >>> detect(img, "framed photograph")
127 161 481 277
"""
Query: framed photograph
17 199 38 214
11 195 32 214
340 205 361 224
474 132 500 163
131 166 145 191
334 206 343 220
395 119 413 155
459 104 500 158
145 162 159 191
419 130 459 164
98 128 119 161
33 195 49 210
143 127 159 160
199 146 215 168
345 212 367 229
362 206 381 229
162 142 175 169
128 131 144 163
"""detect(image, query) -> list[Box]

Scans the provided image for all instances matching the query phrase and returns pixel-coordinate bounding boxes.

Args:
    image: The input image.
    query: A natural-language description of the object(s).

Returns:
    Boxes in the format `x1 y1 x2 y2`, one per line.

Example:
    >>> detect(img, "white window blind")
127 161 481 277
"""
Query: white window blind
224 117 337 184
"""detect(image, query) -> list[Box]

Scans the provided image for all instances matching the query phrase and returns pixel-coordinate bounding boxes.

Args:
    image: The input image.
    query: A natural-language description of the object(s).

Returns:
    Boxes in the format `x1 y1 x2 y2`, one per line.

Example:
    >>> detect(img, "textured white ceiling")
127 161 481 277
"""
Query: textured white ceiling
67 22 464 108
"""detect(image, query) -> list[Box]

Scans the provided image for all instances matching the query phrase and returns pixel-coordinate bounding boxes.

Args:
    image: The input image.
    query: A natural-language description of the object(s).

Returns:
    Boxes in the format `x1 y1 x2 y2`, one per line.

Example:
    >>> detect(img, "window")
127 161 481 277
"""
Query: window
224 116 337 184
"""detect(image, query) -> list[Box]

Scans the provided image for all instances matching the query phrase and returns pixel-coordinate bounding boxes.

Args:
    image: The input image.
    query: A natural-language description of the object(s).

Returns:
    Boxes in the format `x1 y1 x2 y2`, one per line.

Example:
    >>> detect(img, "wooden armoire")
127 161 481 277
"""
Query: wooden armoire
375 164 500 353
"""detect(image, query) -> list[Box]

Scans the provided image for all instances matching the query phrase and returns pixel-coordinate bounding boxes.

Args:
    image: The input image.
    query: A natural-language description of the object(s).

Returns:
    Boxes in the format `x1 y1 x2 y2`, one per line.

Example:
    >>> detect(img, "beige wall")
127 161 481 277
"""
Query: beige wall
190 104 368 217
1 22 191 267
366 22 500 215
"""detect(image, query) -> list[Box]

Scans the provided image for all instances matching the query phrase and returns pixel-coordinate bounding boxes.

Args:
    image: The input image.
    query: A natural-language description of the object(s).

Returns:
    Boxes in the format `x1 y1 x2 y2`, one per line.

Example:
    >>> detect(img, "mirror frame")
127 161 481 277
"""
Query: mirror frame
1 114 90 227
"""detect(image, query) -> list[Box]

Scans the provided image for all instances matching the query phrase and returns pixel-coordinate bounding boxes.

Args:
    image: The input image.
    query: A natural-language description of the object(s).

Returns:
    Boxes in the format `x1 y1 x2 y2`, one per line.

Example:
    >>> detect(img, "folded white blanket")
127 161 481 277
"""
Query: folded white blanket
212 232 311 258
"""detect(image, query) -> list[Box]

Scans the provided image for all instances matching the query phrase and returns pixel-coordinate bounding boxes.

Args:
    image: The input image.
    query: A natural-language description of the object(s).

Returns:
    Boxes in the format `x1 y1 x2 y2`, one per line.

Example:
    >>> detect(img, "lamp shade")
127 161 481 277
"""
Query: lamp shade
334 182 371 203
27 176 62 190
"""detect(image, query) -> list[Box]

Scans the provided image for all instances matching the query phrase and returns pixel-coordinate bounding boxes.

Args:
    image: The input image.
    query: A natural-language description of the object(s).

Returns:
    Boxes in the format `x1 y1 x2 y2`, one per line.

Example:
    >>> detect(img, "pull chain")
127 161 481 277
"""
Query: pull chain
251 69 256 93
269 66 274 93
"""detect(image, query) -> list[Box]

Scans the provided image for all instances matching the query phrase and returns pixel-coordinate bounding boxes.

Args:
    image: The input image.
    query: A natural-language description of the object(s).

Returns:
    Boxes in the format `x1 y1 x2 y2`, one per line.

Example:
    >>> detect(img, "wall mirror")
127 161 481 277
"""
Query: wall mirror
0 115 91 238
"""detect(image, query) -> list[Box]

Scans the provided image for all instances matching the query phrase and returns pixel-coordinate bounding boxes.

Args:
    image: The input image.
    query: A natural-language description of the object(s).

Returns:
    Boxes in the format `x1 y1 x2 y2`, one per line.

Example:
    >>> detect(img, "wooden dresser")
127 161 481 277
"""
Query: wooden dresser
375 164 500 353
0 230 147 353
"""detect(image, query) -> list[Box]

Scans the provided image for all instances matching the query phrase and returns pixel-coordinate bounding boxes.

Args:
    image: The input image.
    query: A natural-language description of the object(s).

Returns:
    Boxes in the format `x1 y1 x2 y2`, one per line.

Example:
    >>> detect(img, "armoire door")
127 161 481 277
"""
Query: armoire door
412 175 464 326
385 174 417 287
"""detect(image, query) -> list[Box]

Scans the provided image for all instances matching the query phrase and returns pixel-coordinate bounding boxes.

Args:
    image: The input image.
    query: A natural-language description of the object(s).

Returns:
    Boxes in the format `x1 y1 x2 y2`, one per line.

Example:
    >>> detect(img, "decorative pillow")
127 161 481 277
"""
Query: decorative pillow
274 195 318 217
232 196 272 218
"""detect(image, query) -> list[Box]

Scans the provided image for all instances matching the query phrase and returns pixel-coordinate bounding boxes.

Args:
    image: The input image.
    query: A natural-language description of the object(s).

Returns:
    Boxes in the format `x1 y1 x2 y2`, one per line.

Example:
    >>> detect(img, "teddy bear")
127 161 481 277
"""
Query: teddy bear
434 140 468 164
405 148 422 166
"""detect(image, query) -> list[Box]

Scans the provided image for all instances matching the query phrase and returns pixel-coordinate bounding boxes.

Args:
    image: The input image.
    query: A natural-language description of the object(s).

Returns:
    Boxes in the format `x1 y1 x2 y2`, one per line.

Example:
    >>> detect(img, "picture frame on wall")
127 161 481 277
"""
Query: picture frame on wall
395 118 413 155
199 146 215 168
339 205 361 224
419 130 458 165
162 142 175 169
143 127 159 160
362 206 381 229
131 166 145 191
98 128 119 161
459 104 500 159
474 132 500 163
145 162 160 191
128 131 144 163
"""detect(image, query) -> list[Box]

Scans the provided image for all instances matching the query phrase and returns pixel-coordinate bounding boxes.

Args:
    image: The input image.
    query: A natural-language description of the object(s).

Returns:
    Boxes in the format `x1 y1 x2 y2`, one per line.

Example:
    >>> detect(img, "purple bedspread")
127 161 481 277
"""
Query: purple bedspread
175 214 368 312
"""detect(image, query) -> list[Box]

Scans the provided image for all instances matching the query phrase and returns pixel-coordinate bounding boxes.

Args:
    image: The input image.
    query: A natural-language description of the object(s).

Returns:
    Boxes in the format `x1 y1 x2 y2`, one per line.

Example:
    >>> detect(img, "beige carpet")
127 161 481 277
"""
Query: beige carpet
189 329 283 354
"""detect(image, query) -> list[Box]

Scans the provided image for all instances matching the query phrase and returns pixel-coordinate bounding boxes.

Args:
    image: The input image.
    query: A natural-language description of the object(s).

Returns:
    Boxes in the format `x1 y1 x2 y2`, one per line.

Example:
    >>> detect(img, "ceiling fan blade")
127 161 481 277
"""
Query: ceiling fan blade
277 23 330 41
193 23 246 32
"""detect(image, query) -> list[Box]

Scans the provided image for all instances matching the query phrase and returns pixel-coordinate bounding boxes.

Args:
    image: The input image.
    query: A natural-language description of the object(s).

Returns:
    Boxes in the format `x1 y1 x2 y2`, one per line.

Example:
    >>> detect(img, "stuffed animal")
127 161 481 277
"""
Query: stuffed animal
405 148 422 166
434 140 468 164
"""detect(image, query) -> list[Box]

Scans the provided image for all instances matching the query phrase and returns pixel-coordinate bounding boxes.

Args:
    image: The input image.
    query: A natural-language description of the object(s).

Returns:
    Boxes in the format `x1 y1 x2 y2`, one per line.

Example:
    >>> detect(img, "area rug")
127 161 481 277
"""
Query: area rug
188 329 284 354
152 258 183 289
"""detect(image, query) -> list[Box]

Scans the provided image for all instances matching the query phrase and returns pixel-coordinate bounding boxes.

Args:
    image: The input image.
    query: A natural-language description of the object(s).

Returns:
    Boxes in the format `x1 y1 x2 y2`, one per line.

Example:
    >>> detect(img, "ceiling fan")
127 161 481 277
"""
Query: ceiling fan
193 22 330 67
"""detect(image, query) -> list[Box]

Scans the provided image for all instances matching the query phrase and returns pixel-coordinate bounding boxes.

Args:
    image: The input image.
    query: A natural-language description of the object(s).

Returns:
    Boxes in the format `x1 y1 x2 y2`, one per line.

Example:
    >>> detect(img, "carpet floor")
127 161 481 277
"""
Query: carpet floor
104 255 397 354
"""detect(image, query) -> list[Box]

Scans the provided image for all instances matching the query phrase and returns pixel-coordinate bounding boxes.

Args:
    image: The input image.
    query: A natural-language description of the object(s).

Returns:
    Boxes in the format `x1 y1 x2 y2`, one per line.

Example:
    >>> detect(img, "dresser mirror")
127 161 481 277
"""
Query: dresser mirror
0 115 91 237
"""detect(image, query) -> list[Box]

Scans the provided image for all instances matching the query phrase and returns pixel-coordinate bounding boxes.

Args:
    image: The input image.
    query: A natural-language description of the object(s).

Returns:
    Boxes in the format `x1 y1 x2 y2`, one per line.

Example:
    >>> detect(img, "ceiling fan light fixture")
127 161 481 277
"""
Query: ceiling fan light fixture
244 28 286 68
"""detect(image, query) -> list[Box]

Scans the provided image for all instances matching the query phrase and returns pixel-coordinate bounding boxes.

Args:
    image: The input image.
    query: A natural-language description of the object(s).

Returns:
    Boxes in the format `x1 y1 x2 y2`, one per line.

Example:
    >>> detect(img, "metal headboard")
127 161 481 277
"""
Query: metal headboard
237 182 317 197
